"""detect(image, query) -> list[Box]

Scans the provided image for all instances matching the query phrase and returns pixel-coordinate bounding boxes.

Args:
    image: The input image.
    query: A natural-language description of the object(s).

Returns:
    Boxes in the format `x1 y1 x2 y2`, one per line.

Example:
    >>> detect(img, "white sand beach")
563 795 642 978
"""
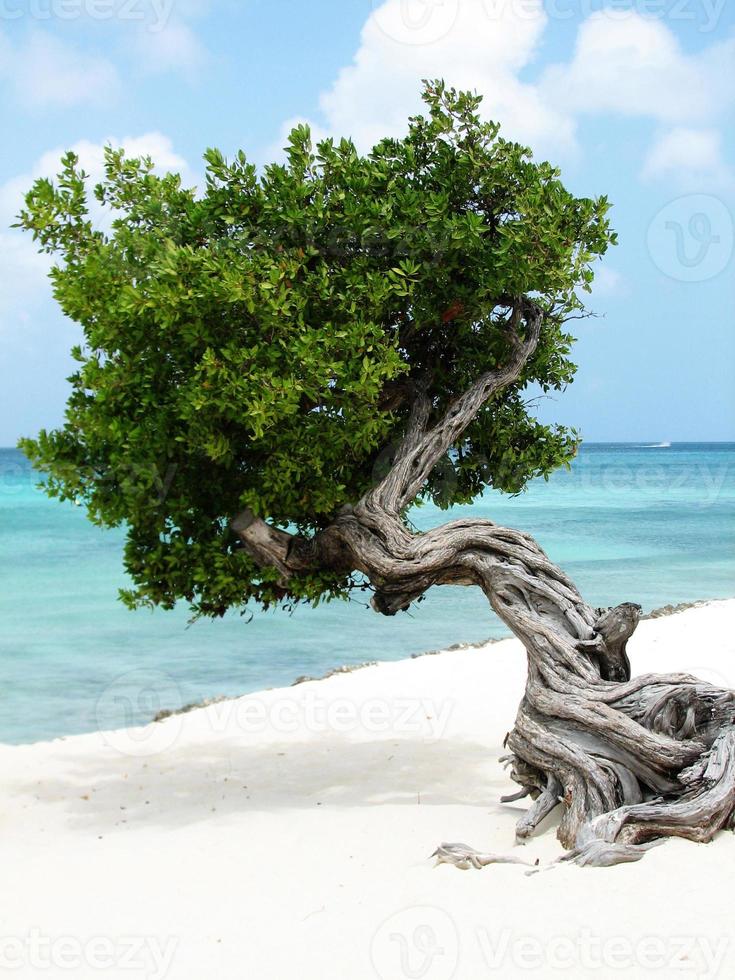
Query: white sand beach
2 599 734 979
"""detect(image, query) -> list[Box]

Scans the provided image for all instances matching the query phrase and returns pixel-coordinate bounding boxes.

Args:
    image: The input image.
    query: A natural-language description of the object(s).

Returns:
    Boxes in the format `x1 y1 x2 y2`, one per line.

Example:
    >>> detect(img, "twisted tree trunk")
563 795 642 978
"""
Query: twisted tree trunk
232 300 735 868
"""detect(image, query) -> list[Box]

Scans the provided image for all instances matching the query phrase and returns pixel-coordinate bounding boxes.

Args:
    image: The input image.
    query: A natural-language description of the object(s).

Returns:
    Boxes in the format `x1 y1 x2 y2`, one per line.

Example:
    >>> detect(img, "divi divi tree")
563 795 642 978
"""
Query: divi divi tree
19 83 735 867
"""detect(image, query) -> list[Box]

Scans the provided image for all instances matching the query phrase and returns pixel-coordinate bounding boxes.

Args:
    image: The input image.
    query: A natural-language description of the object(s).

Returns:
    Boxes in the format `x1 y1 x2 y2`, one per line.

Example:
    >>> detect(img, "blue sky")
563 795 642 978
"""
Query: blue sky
1 0 733 445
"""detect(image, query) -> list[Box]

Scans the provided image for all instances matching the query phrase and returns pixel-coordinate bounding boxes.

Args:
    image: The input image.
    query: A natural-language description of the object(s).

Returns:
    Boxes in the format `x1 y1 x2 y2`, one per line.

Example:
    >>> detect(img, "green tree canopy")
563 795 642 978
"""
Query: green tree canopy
17 81 615 616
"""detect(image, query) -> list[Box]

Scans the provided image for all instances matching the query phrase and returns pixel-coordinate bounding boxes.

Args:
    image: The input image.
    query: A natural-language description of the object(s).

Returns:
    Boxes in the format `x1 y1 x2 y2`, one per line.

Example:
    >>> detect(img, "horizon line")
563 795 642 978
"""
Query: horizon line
3 440 735 452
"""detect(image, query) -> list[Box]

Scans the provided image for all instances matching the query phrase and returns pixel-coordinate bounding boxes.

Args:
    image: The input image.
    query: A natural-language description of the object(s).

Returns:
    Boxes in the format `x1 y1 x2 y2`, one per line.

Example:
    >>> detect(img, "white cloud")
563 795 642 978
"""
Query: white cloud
0 234 53 326
264 116 333 167
275 3 734 187
131 18 207 74
0 30 120 109
286 0 576 160
642 128 733 189
67 133 192 184
0 0 212 112
1 133 195 228
591 266 627 299
0 134 195 338
542 12 735 125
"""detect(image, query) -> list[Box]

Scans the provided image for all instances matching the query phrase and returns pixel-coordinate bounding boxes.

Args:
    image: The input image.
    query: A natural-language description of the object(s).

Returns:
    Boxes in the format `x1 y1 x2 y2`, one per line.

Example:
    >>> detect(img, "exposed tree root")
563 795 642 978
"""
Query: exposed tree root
432 844 539 870
436 632 735 869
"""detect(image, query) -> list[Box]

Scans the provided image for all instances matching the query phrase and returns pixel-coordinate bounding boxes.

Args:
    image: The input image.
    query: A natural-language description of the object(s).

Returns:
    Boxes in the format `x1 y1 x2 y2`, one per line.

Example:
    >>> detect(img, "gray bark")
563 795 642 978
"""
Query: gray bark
232 299 735 868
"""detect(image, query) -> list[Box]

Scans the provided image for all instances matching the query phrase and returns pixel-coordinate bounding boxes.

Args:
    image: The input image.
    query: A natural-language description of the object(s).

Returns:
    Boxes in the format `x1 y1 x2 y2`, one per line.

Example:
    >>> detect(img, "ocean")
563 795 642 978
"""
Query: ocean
1 443 733 745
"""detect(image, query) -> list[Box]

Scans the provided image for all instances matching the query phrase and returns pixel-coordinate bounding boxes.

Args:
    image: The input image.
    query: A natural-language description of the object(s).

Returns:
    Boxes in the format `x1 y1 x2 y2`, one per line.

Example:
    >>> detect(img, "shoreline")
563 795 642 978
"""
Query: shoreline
2 596 731 750
2 597 734 979
150 595 727 727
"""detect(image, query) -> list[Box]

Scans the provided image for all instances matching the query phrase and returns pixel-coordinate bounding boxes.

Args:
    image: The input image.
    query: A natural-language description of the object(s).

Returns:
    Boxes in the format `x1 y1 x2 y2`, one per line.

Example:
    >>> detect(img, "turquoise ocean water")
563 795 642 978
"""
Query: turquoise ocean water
1 443 733 745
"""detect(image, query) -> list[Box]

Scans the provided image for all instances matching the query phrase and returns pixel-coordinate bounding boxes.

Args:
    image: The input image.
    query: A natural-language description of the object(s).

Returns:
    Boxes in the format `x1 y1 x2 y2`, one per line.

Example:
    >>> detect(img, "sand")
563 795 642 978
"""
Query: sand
1 599 734 979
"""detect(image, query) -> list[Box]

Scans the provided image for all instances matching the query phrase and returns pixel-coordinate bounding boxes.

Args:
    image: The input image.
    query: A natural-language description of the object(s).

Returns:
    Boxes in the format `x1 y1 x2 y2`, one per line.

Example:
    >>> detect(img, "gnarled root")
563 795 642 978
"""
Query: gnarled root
430 580 735 870
566 729 735 866
493 677 735 868
233 494 735 871
436 720 735 872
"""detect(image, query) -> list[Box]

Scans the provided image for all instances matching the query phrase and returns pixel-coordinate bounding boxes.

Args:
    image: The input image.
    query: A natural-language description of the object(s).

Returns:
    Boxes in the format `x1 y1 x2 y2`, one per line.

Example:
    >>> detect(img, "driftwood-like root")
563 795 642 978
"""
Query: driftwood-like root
232 299 735 870
498 666 735 867
432 843 539 870
515 773 563 841
241 493 735 868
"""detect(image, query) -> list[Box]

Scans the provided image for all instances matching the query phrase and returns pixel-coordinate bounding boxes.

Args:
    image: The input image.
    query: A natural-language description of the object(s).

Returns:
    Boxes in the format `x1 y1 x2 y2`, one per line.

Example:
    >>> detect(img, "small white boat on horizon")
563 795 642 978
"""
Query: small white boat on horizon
643 441 672 448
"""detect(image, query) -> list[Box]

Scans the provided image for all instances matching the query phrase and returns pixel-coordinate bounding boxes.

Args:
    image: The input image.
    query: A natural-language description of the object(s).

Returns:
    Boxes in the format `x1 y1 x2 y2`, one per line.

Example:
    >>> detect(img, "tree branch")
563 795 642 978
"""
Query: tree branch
231 509 314 584
232 299 543 581
369 298 543 514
